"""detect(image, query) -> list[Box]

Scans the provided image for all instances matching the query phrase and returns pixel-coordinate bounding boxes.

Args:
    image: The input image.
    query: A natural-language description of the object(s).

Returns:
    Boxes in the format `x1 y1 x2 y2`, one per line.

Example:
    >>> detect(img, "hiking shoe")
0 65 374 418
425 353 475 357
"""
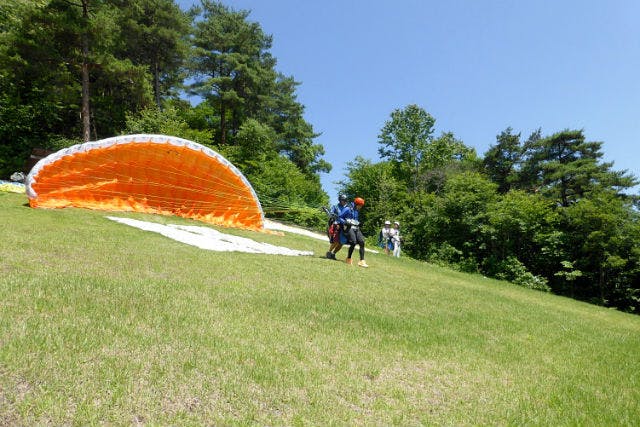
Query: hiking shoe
358 260 369 268
345 258 353 265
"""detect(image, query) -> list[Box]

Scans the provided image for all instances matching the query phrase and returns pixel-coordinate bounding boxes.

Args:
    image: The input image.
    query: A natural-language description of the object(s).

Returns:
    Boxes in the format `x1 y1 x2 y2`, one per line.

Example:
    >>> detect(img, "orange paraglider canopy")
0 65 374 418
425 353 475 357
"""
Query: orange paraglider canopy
25 134 265 230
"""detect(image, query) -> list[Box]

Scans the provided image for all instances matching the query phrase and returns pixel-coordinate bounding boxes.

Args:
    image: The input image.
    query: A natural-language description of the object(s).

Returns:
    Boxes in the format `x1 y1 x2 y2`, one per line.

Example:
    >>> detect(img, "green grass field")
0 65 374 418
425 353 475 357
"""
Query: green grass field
1 191 639 425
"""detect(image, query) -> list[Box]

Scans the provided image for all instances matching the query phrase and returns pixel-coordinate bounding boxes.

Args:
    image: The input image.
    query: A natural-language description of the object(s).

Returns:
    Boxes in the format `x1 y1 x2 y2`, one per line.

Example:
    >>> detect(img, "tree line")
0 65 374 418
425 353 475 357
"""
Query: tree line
0 0 329 211
2 1 638 312
341 104 640 313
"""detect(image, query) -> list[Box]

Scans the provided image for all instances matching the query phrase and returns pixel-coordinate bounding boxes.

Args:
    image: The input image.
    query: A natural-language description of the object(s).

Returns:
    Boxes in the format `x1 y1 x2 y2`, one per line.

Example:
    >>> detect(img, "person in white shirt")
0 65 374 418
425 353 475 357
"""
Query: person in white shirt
379 220 394 255
391 221 402 258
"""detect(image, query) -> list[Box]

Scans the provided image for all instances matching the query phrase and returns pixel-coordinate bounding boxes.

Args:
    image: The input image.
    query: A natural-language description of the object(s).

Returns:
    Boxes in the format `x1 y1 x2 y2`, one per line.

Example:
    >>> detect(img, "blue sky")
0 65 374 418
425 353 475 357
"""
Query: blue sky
178 0 640 197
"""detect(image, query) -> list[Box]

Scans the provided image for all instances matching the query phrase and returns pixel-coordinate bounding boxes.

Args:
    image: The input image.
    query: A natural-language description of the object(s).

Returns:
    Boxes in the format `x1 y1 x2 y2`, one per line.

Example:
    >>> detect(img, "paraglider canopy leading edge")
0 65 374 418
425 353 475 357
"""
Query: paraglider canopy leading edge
26 134 265 231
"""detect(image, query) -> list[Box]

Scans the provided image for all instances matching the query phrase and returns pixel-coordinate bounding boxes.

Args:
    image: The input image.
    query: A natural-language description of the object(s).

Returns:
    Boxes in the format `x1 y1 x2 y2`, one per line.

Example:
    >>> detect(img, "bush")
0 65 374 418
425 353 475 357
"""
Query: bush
494 256 551 292
427 243 462 266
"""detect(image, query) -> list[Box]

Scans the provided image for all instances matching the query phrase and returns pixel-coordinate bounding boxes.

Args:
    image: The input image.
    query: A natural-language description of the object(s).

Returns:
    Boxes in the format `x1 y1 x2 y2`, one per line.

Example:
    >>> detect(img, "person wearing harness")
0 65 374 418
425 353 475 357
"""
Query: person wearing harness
326 194 348 259
339 197 368 267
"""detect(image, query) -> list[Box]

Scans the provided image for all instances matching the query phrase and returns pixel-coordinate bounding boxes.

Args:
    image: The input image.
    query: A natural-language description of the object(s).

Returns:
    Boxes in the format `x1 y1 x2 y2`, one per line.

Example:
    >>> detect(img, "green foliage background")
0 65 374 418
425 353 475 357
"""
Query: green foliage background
342 105 639 313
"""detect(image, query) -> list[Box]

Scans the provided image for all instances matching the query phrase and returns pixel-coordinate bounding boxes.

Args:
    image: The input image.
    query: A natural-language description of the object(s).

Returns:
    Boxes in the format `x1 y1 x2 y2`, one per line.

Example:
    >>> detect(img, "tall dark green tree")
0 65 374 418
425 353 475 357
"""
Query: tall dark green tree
1 0 155 149
188 1 330 177
189 0 273 146
483 127 523 194
263 76 332 176
0 0 95 175
521 129 637 206
114 0 191 108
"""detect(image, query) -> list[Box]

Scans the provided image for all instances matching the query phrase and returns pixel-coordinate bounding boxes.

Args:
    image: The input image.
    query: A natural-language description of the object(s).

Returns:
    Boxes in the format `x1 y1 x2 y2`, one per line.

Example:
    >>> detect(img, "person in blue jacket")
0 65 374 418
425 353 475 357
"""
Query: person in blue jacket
339 197 368 267
326 194 348 259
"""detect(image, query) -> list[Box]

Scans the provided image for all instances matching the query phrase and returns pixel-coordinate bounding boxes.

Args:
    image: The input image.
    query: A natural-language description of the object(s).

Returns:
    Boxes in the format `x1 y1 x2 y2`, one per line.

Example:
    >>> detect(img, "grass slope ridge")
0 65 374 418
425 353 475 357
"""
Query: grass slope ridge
1 192 639 425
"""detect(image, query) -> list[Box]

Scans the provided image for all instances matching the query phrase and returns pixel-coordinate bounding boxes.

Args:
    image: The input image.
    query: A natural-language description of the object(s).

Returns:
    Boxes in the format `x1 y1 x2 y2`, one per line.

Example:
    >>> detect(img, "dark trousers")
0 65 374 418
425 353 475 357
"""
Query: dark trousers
346 226 365 259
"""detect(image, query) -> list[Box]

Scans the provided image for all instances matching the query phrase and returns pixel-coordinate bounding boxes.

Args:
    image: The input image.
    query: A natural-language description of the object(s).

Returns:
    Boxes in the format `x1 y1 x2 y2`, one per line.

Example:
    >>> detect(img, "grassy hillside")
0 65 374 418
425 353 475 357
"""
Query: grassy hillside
1 192 639 425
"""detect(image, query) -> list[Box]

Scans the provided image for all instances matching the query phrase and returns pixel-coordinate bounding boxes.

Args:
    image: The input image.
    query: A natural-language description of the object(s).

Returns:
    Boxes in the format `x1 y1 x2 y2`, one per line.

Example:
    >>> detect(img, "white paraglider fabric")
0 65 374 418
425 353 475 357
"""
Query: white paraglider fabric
107 216 313 256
